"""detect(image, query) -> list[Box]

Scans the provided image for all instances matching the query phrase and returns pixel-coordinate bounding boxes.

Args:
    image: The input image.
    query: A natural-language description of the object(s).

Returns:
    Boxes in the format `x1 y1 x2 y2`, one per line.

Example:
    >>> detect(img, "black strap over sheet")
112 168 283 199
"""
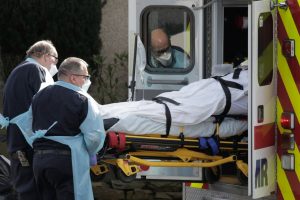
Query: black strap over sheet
153 97 180 137
232 68 242 79
153 74 244 135
212 76 244 123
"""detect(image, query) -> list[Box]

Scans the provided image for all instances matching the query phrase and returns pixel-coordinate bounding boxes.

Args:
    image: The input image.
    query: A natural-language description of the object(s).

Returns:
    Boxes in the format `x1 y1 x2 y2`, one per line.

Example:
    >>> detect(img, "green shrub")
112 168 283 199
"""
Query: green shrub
90 52 128 104
0 0 102 80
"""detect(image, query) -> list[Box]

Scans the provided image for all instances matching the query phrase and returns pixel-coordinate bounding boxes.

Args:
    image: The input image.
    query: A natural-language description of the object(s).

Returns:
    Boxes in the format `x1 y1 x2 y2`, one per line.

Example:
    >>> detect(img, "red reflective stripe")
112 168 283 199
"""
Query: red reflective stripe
278 15 300 92
287 0 300 35
286 170 300 197
277 185 284 200
254 123 275 149
277 74 293 111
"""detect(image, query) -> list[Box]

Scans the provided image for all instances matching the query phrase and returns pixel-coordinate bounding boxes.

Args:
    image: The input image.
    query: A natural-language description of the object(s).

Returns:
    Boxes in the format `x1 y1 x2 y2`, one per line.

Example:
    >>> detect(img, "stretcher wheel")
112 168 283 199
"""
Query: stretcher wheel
204 166 221 183
237 169 248 185
115 168 137 183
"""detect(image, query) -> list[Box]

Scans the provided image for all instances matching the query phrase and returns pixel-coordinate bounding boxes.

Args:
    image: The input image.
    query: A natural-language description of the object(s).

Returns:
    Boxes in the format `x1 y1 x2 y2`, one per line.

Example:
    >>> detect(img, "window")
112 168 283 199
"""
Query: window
141 6 194 74
257 12 273 86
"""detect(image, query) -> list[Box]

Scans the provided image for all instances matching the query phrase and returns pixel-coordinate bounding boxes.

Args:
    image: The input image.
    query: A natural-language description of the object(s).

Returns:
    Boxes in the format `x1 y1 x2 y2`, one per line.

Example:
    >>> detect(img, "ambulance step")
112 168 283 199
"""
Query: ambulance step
184 184 246 200
183 182 276 200
209 182 248 196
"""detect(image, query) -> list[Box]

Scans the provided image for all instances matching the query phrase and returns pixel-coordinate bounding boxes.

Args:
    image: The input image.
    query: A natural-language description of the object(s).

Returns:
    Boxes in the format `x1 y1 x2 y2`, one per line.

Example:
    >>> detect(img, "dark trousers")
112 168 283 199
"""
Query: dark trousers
33 152 74 200
10 148 39 200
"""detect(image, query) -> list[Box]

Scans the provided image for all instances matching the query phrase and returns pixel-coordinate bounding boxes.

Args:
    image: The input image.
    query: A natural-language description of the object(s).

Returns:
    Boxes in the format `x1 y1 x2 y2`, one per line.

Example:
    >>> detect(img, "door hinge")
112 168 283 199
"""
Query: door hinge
270 0 288 11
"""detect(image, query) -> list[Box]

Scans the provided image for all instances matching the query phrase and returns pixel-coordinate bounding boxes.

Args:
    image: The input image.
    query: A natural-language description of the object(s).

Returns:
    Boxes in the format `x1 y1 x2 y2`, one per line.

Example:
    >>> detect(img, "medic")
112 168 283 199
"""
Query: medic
3 40 58 200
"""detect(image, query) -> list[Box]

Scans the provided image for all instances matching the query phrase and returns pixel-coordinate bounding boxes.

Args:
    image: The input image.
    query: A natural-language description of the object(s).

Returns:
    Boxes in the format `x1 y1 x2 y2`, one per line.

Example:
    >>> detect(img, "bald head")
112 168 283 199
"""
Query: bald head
151 28 170 52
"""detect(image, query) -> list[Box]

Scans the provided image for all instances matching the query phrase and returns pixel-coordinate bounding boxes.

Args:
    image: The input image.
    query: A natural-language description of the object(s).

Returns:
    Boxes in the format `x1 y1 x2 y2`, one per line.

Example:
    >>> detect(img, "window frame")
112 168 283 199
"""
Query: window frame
257 12 273 86
140 5 195 74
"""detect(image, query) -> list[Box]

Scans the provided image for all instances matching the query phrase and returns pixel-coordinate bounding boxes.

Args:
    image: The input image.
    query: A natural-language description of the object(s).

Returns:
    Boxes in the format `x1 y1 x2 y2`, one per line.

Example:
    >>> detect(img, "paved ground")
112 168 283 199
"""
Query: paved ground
0 180 182 200
91 162 182 200
93 180 182 200
0 138 182 200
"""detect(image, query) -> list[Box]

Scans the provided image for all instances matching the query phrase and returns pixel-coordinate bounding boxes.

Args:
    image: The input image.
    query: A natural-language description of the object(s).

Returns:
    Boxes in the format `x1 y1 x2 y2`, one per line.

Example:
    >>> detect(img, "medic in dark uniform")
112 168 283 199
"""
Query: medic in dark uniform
28 57 104 200
3 40 58 200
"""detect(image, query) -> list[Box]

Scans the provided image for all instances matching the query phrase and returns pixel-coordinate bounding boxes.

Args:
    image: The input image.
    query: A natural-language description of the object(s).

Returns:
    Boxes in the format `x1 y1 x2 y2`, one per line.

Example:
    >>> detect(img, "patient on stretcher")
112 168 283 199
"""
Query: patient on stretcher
99 64 248 138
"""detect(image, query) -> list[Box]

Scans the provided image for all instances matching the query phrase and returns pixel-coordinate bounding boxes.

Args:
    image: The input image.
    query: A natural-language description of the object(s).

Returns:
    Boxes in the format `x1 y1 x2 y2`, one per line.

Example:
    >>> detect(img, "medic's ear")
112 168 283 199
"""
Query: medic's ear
69 74 77 84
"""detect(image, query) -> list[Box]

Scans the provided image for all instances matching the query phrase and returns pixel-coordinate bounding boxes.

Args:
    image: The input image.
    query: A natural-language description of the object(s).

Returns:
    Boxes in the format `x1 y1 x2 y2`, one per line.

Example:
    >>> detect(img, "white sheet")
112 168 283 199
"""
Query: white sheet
107 115 247 138
99 70 248 126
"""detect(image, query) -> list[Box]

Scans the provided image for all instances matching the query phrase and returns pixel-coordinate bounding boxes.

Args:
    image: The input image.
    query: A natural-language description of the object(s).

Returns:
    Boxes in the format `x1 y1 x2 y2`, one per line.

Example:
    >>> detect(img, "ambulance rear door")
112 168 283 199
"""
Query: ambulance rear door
250 0 276 198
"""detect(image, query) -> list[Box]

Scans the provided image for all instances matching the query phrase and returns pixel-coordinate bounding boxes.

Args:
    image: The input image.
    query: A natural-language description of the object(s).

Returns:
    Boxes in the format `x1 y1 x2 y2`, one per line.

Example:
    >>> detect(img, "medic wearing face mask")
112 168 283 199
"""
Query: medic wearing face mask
150 28 190 69
6 57 105 200
3 40 58 200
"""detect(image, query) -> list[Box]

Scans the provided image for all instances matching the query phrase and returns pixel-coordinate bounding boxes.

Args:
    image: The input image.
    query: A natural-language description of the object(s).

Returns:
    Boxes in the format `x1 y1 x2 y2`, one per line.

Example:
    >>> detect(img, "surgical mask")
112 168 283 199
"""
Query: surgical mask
49 64 58 77
155 50 173 67
82 79 91 92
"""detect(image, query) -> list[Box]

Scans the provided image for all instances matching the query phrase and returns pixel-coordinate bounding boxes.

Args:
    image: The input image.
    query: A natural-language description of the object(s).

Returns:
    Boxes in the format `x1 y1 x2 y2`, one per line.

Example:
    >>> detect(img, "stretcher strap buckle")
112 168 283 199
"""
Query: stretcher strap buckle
179 132 185 148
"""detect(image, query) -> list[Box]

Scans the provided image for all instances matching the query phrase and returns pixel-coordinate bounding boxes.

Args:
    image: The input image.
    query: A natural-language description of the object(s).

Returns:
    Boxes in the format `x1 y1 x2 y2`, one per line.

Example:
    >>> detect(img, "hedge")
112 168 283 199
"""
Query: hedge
0 0 102 81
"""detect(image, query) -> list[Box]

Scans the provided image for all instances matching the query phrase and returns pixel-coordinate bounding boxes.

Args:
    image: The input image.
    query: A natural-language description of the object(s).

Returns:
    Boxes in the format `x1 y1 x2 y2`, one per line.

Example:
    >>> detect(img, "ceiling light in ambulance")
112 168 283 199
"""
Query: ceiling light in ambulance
280 112 294 130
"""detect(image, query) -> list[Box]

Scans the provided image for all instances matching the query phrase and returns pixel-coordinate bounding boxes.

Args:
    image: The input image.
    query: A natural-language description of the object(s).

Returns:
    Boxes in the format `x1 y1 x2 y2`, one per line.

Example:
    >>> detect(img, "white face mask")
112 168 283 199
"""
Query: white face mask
49 64 58 77
82 79 91 92
155 50 172 67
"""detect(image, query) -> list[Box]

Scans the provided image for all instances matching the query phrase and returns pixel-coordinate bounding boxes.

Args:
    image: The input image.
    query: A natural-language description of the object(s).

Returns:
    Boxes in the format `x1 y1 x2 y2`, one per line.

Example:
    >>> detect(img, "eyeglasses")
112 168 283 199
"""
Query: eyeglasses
71 74 91 81
47 54 58 64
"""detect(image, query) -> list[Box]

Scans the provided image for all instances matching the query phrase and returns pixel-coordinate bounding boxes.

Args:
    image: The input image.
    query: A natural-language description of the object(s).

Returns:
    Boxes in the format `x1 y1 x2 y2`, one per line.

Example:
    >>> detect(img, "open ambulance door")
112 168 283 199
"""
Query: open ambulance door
128 0 203 101
128 0 205 180
250 0 276 198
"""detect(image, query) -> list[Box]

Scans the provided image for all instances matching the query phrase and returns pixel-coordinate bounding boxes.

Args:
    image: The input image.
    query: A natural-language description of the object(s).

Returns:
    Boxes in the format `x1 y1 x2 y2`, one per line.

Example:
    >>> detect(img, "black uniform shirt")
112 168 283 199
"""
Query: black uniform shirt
3 61 46 153
31 84 88 150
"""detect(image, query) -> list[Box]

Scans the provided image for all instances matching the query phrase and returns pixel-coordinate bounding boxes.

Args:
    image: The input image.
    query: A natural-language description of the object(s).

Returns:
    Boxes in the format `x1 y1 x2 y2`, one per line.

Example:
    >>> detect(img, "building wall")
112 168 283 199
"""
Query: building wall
100 0 128 62
98 0 129 102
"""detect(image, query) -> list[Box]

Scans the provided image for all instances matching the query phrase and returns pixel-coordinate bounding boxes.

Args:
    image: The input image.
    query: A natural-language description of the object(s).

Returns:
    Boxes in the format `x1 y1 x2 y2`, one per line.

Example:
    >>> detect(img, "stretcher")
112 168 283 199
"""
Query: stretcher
91 115 249 184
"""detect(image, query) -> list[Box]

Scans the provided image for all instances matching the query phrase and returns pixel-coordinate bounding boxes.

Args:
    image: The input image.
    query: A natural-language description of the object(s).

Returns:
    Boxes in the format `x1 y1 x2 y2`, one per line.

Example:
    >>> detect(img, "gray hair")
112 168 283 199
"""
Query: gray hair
26 40 57 58
57 57 88 80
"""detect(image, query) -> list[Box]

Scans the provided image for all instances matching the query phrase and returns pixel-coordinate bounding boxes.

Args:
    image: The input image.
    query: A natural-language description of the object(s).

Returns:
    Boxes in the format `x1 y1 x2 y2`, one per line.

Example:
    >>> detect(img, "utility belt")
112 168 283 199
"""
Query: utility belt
34 149 71 156
11 149 71 167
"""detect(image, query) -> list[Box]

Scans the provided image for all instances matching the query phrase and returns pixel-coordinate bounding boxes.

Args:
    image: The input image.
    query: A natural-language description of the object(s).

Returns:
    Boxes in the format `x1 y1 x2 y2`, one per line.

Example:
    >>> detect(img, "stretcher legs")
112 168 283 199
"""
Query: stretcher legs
91 132 249 184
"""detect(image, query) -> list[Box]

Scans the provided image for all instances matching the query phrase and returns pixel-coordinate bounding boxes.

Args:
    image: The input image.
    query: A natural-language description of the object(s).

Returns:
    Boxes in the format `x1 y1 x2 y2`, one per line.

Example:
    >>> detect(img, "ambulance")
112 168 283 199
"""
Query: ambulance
123 0 299 199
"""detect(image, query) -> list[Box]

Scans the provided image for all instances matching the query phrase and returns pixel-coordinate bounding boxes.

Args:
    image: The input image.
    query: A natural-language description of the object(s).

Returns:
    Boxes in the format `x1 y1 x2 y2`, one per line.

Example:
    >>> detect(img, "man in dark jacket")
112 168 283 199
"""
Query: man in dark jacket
3 40 58 200
30 57 105 199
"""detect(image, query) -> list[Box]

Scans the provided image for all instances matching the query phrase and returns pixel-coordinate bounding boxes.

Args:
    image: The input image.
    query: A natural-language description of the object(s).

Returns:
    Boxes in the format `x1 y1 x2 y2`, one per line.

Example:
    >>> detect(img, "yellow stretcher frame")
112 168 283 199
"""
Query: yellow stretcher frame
91 132 248 179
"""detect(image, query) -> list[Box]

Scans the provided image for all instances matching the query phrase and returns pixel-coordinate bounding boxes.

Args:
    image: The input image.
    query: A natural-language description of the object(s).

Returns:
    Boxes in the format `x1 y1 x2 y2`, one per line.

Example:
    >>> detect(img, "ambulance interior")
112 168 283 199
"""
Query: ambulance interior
222 7 248 68
208 5 249 186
